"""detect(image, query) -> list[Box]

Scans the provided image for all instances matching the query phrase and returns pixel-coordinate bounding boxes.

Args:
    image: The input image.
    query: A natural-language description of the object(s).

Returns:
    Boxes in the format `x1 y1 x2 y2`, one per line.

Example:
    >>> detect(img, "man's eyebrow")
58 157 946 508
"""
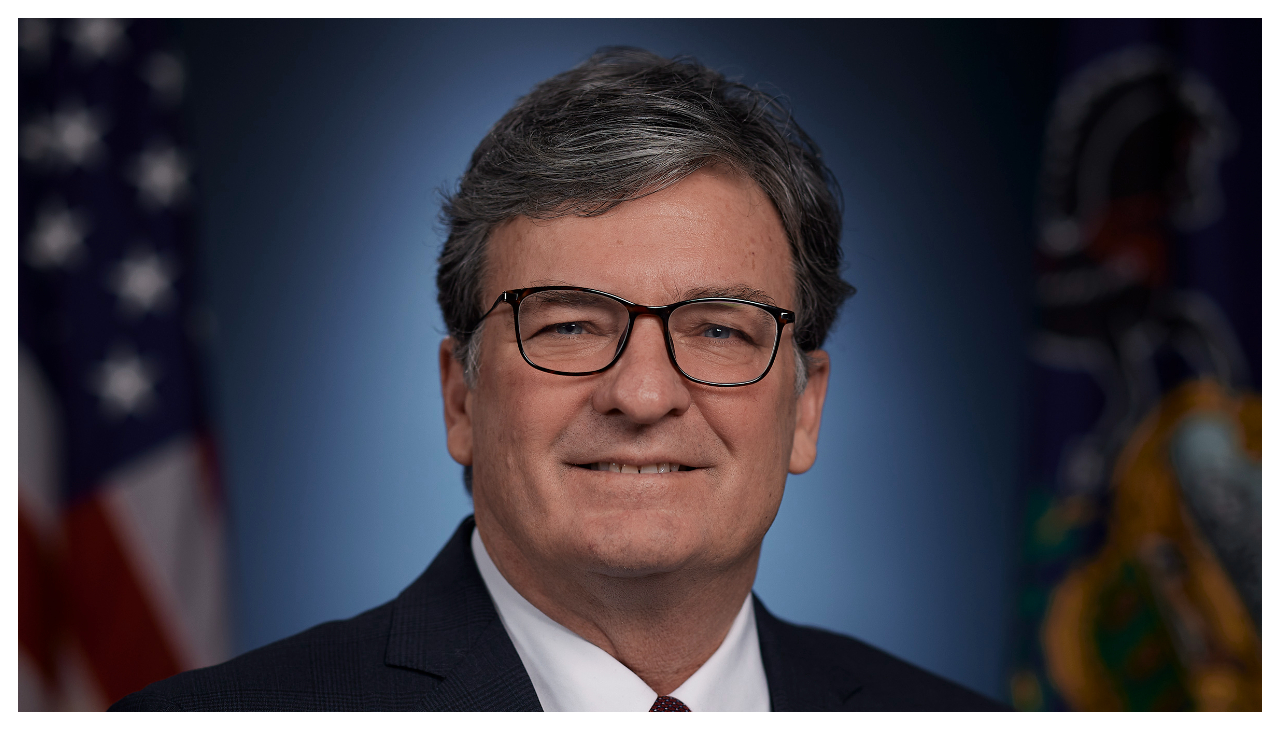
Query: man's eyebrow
678 285 779 306
521 280 780 306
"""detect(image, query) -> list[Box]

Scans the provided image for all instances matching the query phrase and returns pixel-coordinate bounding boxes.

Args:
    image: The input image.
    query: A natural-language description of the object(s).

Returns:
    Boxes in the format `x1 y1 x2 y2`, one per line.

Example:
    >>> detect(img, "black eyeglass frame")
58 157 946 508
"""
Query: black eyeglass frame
478 286 797 387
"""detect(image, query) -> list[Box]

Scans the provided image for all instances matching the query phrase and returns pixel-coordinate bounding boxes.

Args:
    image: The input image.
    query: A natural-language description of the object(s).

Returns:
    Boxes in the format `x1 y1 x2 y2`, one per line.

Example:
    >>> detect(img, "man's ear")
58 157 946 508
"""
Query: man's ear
789 349 830 474
440 337 473 467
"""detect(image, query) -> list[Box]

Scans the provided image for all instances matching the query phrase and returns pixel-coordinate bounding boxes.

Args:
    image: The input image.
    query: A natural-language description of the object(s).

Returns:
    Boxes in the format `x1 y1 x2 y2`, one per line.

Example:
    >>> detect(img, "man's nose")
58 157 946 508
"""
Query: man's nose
591 315 692 423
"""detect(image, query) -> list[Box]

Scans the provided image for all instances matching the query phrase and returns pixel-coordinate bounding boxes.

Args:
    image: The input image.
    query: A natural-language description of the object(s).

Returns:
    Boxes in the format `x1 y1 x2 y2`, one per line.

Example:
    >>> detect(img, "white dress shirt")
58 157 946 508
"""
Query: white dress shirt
471 526 771 711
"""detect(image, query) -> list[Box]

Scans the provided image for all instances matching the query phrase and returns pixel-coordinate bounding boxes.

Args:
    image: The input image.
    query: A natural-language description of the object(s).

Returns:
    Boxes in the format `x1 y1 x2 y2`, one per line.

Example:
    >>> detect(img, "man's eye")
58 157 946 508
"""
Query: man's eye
553 322 587 335
702 326 735 340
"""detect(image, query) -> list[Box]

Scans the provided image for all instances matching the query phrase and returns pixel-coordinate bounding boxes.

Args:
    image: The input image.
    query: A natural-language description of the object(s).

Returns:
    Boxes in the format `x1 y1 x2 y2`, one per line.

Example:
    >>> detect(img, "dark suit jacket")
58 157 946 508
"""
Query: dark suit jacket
112 516 1006 711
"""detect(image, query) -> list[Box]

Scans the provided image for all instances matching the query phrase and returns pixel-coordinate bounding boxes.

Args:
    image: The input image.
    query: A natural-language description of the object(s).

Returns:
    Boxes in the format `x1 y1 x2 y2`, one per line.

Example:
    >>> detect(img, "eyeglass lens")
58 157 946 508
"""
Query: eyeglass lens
516 290 779 384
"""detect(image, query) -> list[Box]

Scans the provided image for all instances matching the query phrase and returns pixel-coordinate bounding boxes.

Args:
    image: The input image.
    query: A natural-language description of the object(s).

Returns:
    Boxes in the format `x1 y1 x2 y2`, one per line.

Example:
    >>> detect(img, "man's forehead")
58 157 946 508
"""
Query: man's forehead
483 169 794 307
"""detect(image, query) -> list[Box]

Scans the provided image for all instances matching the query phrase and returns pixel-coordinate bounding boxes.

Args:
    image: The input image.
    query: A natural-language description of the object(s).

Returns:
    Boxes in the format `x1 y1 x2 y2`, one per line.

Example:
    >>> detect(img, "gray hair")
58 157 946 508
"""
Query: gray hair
437 47 854 396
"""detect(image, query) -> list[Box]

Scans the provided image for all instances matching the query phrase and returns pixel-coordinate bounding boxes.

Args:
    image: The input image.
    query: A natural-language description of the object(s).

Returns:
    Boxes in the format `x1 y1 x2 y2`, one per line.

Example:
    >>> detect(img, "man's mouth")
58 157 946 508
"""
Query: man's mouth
574 462 697 473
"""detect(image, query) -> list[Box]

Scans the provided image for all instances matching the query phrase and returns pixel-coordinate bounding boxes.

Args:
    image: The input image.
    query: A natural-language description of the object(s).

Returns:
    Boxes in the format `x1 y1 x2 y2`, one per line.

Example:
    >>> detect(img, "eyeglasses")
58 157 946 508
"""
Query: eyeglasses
478 286 796 387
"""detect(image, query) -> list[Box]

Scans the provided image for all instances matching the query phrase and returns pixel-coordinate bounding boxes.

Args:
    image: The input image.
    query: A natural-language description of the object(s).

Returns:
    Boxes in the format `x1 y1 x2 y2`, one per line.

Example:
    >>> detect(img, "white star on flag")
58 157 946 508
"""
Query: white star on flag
54 105 107 166
109 249 176 316
22 105 108 168
89 347 159 418
27 205 90 269
130 145 190 209
69 19 128 63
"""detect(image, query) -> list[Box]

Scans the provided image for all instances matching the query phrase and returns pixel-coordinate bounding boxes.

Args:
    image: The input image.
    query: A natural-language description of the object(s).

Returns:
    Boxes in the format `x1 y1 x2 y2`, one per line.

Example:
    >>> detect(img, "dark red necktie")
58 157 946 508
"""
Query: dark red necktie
649 695 691 711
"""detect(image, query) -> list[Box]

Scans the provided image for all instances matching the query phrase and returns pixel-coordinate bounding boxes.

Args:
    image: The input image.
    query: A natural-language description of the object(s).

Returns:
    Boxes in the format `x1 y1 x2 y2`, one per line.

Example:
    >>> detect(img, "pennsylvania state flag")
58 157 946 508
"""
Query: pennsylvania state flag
1010 19 1261 711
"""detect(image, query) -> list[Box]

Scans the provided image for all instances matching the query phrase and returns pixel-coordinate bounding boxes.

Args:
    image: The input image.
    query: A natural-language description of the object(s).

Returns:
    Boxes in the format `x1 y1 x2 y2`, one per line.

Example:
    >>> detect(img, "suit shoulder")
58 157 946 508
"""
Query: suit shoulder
767 617 1009 711
110 600 429 711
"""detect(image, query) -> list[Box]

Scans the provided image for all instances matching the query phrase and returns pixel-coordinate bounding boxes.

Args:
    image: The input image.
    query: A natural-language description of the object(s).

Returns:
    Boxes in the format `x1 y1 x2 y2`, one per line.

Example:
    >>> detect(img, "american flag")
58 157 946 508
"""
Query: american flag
18 18 229 710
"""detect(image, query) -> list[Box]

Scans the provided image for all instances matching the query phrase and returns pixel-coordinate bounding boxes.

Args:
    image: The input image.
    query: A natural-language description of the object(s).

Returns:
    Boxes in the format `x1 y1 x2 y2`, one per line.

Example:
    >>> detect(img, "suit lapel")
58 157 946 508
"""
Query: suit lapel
384 516 542 711
754 595 863 711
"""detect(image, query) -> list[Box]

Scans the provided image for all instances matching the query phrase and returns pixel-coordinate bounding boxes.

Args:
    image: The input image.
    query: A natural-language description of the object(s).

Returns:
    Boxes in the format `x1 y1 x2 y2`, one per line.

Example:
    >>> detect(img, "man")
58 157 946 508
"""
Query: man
114 48 1004 711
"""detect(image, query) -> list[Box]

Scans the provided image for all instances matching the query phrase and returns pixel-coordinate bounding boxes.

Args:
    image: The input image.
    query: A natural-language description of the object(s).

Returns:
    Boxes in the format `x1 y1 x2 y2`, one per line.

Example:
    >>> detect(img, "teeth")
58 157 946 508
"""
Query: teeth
592 462 679 473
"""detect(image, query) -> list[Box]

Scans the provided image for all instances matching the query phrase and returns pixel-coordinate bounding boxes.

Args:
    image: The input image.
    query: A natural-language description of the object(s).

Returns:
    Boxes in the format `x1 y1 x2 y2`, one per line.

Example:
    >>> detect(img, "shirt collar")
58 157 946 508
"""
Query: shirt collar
471 525 770 711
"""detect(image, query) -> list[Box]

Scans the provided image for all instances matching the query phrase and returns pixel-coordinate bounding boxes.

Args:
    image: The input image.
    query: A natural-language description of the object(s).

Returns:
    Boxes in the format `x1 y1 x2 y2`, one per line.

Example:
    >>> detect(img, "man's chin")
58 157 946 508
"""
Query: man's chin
566 509 712 578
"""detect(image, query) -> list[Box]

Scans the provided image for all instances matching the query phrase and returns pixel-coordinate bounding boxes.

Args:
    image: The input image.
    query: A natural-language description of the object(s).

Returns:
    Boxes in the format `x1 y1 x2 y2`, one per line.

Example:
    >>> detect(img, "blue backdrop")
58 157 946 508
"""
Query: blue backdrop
181 19 1061 702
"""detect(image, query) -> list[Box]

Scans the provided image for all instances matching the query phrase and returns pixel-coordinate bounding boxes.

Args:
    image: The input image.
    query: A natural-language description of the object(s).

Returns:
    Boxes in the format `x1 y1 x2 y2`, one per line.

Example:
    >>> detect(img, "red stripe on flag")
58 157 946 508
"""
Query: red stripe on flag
18 504 62 685
63 495 183 705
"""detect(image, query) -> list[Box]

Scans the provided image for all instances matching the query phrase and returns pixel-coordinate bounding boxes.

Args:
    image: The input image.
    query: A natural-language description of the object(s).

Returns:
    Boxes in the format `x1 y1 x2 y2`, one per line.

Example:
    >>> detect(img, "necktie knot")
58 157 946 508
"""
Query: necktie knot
650 695 691 711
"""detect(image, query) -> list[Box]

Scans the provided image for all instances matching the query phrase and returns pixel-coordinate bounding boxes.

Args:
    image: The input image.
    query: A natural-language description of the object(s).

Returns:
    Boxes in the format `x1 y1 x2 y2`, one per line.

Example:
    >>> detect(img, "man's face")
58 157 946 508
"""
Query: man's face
442 167 829 579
